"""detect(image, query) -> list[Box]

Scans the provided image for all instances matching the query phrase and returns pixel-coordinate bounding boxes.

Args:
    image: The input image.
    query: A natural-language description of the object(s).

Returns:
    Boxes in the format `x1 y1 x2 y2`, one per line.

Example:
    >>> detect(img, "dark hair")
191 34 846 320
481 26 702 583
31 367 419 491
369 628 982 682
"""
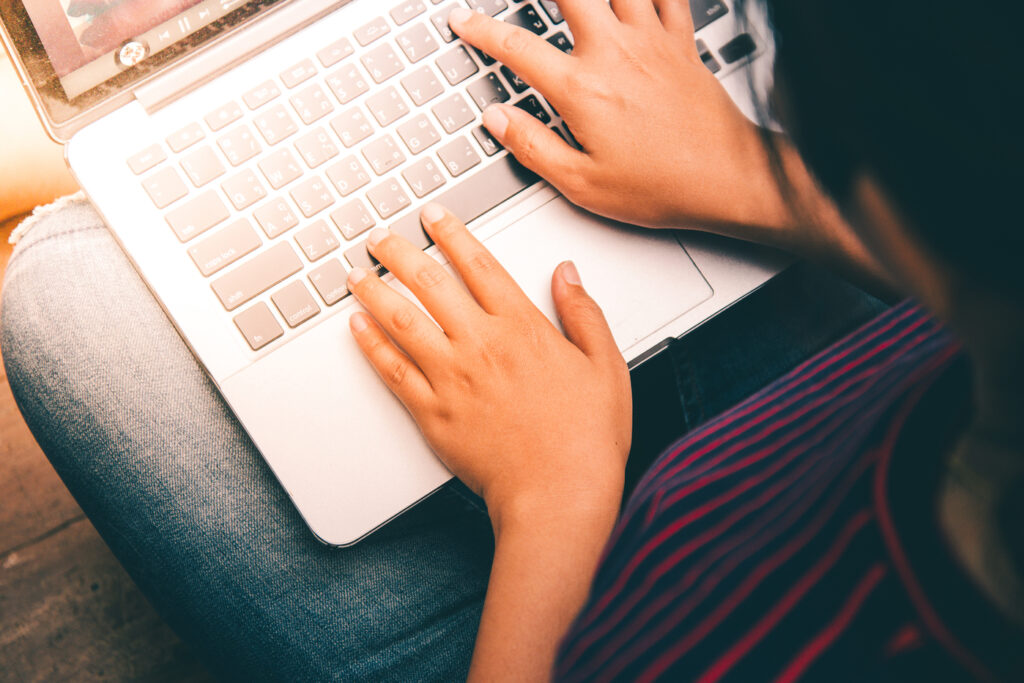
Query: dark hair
741 0 1024 300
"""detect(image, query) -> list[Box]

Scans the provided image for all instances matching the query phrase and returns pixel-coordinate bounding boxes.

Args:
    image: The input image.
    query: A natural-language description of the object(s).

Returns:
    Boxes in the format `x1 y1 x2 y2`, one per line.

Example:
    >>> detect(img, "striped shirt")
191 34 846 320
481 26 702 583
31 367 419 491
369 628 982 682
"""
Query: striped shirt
554 301 1021 681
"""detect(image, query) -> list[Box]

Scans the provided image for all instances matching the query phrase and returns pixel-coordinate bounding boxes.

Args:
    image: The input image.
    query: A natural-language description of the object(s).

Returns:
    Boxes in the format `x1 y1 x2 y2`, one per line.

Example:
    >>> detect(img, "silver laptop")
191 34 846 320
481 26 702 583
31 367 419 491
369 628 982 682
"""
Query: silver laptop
1 0 787 545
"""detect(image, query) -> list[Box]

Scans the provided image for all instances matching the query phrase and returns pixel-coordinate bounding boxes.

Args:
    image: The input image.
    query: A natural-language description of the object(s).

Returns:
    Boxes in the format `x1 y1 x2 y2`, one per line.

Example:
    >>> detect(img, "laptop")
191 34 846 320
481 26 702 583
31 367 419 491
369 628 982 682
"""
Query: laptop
1 0 787 546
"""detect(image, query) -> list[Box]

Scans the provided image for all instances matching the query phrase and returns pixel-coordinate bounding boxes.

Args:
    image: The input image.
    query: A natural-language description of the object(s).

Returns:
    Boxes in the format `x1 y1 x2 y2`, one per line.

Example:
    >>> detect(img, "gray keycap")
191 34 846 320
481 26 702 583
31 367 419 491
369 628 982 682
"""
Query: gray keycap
397 114 441 154
437 136 482 177
254 104 299 145
294 219 341 261
400 66 445 106
222 170 268 210
332 199 376 240
467 72 510 111
290 176 335 217
435 46 479 85
258 148 304 189
187 218 262 276
289 83 335 124
472 125 503 156
141 166 187 208
390 0 427 25
366 86 410 127
308 258 352 305
326 156 372 197
243 80 281 110
295 127 340 169
166 123 205 153
212 242 303 311
467 0 508 17
361 43 405 84
431 93 475 134
329 107 374 148
354 17 390 46
233 302 284 350
362 135 406 176
127 144 166 175
180 145 226 187
280 58 318 88
325 64 370 105
205 101 243 131
430 7 457 43
539 0 564 24
272 281 321 328
366 178 412 219
217 125 262 166
397 24 439 63
165 191 230 242
402 156 446 198
254 198 300 238
317 38 355 68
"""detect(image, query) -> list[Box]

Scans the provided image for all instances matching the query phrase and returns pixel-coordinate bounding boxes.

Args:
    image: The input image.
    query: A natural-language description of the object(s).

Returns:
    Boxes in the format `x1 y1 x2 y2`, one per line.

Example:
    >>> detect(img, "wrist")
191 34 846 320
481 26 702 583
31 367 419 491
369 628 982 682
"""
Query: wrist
489 480 623 547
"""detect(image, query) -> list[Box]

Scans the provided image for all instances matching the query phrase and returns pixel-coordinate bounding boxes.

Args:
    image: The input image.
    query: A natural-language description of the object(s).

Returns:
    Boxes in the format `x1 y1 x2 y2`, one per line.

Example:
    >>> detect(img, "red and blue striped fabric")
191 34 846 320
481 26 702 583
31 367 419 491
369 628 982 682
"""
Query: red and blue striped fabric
554 301 1008 682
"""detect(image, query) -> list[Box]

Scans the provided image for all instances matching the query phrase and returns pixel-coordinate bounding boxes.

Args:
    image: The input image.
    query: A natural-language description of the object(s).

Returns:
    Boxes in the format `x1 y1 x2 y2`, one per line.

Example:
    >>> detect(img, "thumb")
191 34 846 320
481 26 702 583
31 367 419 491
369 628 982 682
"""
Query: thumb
552 261 619 361
482 104 585 188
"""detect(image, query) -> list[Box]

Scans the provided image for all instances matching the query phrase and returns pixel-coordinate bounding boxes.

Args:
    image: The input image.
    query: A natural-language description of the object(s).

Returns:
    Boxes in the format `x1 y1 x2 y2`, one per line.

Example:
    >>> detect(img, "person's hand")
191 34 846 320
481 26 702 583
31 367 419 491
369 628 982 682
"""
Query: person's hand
346 203 632 527
448 1 793 232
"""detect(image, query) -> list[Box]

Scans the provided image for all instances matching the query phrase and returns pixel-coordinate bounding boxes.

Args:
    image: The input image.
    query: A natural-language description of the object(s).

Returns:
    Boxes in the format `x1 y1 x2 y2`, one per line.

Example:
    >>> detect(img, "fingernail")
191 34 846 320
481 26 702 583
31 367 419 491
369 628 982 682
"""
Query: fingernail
448 7 472 26
421 202 447 225
349 313 369 333
560 261 581 286
483 105 509 139
366 228 388 249
348 267 367 287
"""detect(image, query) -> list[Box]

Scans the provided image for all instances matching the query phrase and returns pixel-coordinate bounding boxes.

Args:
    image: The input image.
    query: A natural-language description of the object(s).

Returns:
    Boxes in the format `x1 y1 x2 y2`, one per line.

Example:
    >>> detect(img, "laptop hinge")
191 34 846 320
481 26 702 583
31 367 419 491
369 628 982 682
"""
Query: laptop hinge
135 0 352 114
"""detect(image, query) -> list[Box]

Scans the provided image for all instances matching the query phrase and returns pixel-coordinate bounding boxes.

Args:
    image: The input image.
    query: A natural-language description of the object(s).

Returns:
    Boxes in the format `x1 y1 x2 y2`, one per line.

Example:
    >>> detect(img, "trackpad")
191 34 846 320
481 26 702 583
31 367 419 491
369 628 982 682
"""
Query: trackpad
482 198 713 351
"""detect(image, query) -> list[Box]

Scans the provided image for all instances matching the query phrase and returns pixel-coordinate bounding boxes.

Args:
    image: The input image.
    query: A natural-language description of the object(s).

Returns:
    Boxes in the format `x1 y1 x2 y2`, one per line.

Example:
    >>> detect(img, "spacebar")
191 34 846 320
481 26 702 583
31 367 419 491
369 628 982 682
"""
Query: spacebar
345 155 540 270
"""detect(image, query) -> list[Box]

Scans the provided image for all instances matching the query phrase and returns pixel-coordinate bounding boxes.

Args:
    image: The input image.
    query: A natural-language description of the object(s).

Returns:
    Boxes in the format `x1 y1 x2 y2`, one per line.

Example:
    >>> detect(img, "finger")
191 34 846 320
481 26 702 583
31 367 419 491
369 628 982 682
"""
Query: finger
418 203 526 315
609 0 660 26
482 104 589 193
364 227 480 334
542 0 617 40
349 313 433 409
551 261 620 361
652 0 696 37
346 267 449 366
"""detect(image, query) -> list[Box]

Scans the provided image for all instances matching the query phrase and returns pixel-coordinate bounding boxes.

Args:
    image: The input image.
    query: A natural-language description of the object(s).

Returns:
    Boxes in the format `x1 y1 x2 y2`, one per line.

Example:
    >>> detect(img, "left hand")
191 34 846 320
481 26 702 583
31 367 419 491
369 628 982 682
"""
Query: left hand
346 203 632 528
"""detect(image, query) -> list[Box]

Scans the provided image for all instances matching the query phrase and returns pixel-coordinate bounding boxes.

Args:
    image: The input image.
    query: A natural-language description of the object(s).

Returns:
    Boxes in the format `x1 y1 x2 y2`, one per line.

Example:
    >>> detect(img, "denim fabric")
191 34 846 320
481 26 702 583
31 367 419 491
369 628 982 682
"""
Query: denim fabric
1 199 886 681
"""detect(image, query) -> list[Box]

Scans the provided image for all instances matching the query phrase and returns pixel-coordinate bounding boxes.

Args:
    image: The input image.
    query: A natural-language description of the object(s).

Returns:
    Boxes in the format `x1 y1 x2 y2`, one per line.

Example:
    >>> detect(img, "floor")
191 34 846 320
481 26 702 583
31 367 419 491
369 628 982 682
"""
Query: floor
0 216 212 681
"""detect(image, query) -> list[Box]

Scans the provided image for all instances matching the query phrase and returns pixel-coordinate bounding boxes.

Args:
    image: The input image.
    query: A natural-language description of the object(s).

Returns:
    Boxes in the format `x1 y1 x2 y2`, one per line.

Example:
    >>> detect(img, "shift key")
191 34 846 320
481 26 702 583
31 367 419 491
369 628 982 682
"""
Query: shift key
211 242 302 310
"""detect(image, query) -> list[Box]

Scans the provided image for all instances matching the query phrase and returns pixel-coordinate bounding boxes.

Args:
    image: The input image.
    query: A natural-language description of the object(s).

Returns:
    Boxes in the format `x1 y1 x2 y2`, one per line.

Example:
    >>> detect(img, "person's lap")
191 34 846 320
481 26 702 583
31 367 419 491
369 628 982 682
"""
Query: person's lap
0 198 887 680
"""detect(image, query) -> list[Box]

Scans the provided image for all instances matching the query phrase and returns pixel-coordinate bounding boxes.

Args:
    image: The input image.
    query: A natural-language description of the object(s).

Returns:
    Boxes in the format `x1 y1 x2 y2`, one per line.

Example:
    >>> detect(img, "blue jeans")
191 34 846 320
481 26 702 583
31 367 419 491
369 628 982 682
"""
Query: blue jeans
1 198 887 681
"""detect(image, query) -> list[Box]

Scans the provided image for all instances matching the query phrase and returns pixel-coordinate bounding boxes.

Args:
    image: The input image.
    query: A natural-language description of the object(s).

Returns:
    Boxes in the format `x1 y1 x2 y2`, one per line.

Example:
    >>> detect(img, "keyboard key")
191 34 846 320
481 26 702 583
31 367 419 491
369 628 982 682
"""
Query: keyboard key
243 80 281 110
689 0 728 32
294 127 340 169
212 242 303 311
254 104 298 145
720 33 757 64
180 146 225 187
505 5 546 34
366 86 410 127
397 24 440 63
294 219 340 261
367 178 412 219
187 218 262 276
435 46 479 85
430 7 457 43
431 93 475 133
437 136 482 177
289 83 335 124
126 144 166 175
402 156 446 198
141 166 188 209
696 39 721 74
329 108 374 148
547 31 572 54
325 64 370 104
362 135 406 176
234 302 284 350
290 176 335 217
500 65 528 93
390 0 427 25
308 258 352 305
222 170 268 210
317 38 355 68
401 66 445 106
538 0 564 24
272 281 321 327
258 148 304 189
165 191 230 241
217 125 262 166
354 17 390 46
361 43 405 84
467 72 510 111
254 198 300 238
204 101 243 131
397 114 441 154
472 48 496 67
280 58 318 88
472 125 503 156
332 199 376 240
326 156 372 197
515 94 551 123
467 0 508 17
166 123 205 153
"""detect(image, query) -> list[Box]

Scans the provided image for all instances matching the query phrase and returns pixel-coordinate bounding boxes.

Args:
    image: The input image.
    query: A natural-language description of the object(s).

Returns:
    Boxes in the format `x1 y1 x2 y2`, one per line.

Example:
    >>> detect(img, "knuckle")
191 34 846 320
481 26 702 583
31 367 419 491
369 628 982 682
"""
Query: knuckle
500 27 531 58
386 359 408 387
414 263 448 290
465 250 499 274
391 306 416 331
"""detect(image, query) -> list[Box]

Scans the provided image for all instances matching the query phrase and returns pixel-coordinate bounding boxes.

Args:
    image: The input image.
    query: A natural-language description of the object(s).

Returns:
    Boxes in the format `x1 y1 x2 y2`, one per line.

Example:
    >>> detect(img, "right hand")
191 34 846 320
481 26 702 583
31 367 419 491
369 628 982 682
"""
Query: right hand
448 1 793 231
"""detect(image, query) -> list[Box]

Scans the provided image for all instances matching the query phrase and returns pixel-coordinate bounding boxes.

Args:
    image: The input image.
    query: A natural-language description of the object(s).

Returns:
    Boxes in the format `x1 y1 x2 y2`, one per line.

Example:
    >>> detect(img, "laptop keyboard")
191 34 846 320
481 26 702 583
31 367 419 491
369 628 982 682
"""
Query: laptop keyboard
128 0 746 353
